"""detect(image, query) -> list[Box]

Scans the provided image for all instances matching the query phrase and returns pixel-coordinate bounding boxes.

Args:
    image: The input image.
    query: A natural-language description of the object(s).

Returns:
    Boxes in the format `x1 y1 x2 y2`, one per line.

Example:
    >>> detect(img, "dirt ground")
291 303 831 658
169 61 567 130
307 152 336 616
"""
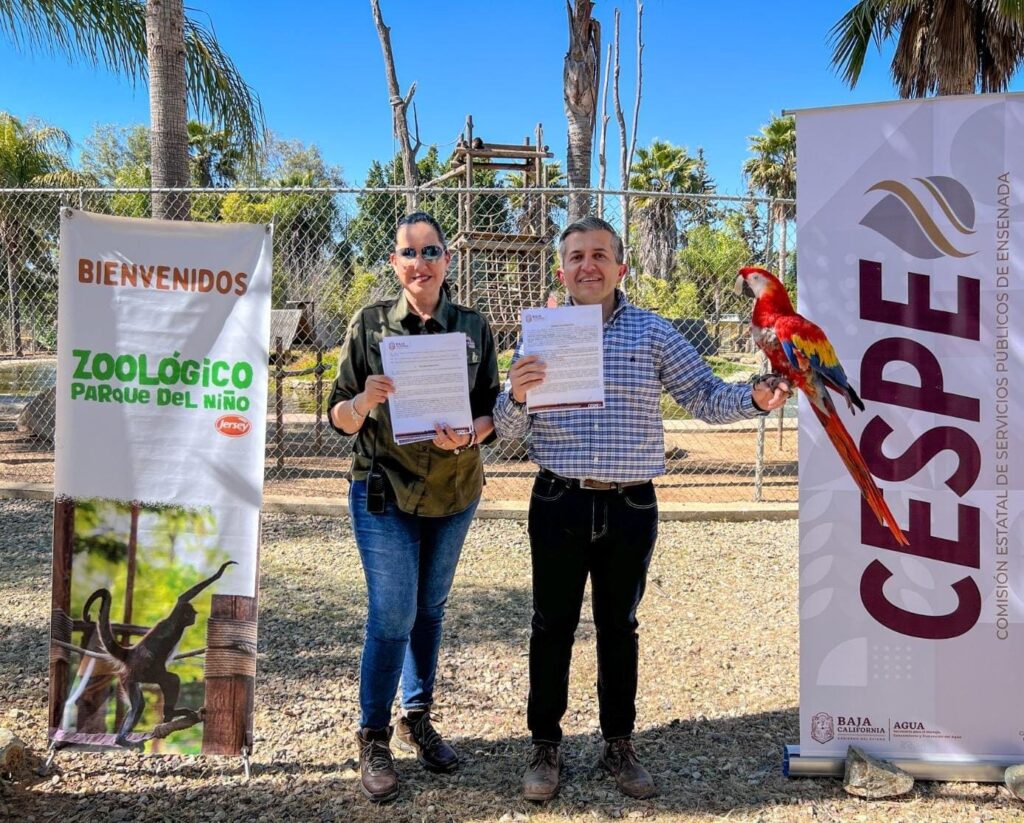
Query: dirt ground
2 499 1021 822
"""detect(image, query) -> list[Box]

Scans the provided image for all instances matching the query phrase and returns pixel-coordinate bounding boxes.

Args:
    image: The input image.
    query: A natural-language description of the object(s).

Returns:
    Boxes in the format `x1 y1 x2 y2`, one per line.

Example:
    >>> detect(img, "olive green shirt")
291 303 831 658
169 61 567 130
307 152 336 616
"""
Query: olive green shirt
329 290 500 517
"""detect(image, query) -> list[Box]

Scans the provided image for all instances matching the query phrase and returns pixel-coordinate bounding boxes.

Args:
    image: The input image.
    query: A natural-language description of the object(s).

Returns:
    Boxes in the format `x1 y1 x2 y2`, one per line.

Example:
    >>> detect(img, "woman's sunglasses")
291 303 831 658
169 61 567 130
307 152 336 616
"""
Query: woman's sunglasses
396 245 445 262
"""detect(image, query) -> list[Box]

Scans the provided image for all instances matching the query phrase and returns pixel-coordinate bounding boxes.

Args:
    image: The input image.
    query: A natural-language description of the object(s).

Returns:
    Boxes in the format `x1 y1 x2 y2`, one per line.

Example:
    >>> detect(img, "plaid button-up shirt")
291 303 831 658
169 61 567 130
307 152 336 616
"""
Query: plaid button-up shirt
492 291 764 482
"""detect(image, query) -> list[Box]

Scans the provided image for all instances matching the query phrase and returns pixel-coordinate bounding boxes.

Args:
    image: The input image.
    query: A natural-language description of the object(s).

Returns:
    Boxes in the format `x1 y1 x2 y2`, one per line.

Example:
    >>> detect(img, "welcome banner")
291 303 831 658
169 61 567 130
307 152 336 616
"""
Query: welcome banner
795 95 1024 765
48 209 271 755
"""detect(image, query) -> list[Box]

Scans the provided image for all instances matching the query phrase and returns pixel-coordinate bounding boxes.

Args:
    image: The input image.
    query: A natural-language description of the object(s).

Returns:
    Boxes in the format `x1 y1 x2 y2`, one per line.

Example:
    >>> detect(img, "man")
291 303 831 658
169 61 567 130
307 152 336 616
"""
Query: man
492 217 788 802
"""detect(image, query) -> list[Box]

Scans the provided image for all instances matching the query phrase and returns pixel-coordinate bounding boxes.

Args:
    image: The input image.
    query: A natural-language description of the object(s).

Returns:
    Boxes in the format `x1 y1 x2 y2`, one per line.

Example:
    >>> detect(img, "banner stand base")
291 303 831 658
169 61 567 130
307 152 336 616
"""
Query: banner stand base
784 744 1020 783
37 740 60 777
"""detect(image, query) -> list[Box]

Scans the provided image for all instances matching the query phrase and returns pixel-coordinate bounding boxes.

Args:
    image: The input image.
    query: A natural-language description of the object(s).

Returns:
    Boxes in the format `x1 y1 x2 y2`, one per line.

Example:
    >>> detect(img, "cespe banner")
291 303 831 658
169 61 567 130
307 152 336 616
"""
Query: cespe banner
48 209 271 755
796 94 1024 763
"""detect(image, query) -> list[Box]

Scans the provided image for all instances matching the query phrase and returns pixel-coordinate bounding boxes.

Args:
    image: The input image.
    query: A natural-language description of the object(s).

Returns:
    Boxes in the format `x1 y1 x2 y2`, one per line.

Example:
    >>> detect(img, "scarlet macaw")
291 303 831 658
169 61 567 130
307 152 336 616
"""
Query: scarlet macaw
734 266 908 546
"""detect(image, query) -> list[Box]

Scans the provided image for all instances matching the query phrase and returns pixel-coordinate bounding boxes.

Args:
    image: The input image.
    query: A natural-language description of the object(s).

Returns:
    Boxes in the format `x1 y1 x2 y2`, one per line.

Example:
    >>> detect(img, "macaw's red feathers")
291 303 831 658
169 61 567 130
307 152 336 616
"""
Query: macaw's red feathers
735 265 909 546
809 401 909 546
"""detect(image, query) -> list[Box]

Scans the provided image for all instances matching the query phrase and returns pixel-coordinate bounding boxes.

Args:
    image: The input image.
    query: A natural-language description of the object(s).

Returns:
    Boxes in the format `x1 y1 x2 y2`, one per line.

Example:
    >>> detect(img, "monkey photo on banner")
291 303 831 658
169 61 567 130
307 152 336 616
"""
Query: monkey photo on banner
49 498 237 754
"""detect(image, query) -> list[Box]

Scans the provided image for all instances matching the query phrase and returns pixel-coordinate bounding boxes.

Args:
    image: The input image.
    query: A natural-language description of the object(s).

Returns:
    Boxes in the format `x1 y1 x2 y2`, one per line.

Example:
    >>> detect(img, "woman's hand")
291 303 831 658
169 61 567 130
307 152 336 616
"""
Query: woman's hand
432 422 472 451
356 374 395 414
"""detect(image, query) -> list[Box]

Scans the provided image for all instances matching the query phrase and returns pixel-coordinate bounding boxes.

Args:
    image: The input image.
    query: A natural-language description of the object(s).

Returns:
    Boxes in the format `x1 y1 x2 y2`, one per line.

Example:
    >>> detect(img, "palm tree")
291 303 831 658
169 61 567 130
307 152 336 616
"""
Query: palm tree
628 140 713 280
0 112 88 355
507 161 566 239
743 114 795 279
564 0 600 221
187 122 243 188
145 0 189 218
1 0 264 218
829 0 1024 97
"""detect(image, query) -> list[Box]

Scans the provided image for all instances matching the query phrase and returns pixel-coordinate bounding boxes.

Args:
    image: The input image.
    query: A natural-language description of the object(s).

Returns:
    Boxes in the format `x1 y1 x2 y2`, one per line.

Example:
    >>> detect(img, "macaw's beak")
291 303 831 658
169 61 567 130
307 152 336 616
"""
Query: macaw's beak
733 273 751 298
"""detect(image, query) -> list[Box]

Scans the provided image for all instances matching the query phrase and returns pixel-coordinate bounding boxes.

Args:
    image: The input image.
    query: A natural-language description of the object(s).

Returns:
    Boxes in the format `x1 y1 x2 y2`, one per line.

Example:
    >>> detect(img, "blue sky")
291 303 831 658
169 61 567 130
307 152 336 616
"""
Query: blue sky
3 0 1022 195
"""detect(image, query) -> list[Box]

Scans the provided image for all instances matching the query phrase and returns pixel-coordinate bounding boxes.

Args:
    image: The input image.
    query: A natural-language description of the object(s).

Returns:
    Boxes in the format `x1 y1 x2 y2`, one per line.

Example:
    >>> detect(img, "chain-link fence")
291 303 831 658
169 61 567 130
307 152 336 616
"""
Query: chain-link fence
0 186 796 503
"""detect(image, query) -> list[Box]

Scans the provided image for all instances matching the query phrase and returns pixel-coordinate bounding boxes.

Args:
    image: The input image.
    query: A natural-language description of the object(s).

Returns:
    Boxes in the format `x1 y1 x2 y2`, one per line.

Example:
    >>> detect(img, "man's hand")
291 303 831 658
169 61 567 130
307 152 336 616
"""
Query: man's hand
751 374 791 412
509 355 546 404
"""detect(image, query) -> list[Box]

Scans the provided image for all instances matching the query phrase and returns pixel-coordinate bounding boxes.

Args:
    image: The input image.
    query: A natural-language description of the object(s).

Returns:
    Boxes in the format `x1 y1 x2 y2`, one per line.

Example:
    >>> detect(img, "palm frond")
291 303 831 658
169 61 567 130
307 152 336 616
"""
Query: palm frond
831 0 1024 97
0 0 146 79
828 0 906 87
0 0 264 155
182 14 265 159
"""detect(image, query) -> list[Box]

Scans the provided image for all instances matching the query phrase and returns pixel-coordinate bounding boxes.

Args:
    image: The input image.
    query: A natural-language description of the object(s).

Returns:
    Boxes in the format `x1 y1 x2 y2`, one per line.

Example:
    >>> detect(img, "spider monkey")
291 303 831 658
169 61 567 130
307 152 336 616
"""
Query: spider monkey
82 560 237 748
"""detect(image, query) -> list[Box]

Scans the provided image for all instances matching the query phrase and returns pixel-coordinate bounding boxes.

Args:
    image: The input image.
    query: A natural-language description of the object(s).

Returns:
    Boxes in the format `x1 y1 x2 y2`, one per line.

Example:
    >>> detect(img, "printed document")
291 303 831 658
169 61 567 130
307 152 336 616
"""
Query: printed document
380 332 474 444
522 305 605 413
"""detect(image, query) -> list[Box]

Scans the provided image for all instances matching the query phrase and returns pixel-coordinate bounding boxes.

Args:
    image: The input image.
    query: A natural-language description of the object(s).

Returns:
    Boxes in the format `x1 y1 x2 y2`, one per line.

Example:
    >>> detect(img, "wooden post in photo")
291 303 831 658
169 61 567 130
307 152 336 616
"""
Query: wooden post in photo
201 592 258 755
48 499 75 732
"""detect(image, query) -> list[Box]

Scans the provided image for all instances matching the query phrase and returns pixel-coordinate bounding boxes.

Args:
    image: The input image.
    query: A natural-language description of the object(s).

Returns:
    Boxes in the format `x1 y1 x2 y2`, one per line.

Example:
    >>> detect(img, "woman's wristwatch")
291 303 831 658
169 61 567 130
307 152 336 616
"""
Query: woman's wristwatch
453 428 477 456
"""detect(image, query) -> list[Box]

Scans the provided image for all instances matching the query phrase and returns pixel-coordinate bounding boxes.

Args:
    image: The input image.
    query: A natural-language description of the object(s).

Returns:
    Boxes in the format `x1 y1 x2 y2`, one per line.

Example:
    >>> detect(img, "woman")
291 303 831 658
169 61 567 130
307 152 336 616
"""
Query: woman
328 211 499 803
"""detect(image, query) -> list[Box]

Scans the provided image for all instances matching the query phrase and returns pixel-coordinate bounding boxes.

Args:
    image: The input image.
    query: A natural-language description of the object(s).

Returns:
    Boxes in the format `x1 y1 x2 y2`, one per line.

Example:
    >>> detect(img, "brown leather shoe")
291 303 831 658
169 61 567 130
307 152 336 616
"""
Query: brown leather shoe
356 726 398 803
600 738 658 799
523 742 561 802
395 710 459 773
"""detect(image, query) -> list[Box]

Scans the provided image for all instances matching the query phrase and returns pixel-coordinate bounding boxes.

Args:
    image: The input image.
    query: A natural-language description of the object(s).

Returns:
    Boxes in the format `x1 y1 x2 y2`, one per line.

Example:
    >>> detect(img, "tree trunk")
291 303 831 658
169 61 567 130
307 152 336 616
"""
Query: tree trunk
370 0 419 213
146 0 191 220
564 0 600 222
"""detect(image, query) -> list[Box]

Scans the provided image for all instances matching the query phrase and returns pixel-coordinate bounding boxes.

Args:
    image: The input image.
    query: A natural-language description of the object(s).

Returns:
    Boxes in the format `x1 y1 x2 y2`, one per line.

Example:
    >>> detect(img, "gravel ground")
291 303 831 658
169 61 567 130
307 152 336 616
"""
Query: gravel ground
1 498 1020 822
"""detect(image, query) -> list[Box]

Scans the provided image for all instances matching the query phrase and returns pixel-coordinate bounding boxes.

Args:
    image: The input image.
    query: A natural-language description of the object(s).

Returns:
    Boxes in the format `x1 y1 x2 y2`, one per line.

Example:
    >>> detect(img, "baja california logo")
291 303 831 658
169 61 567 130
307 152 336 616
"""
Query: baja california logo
215 414 252 437
810 712 835 744
860 175 976 259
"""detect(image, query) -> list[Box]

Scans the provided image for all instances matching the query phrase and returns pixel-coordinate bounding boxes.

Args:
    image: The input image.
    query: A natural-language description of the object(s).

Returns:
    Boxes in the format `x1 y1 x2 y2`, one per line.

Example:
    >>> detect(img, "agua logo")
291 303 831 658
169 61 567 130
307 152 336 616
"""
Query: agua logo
894 721 925 730
216 414 252 437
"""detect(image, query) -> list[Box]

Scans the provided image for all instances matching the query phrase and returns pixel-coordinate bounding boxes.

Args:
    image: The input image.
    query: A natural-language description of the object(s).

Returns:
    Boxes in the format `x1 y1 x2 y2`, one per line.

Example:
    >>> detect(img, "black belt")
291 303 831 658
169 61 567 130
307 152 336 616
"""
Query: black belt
539 468 650 492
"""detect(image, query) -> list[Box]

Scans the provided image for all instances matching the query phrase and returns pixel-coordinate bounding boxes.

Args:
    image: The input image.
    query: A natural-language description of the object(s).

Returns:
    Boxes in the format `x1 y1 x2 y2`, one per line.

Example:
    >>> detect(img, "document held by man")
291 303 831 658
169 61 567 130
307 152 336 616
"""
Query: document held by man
522 305 605 413
380 332 474 444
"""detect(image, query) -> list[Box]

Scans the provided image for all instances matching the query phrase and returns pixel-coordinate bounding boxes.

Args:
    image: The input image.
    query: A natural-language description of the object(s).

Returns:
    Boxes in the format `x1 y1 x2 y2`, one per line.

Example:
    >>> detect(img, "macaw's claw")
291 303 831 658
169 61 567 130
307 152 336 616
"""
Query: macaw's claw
750 372 792 396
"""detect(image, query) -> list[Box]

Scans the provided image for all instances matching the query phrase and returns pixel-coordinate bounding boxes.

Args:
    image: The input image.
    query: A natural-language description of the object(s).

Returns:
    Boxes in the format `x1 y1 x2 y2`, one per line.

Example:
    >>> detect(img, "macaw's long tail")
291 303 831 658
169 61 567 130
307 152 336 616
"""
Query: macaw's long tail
809 404 910 546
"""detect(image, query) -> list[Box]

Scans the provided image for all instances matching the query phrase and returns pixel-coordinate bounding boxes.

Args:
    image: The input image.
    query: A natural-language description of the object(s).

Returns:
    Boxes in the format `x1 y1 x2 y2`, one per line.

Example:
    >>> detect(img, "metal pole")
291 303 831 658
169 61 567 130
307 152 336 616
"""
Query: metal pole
314 347 323 456
274 336 284 472
784 744 1022 783
755 414 765 502
754 353 767 502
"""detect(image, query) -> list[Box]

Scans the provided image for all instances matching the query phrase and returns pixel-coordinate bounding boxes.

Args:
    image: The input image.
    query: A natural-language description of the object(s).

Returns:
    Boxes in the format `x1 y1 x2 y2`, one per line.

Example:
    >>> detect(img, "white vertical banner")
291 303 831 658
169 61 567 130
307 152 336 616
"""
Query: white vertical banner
49 209 271 755
796 95 1024 762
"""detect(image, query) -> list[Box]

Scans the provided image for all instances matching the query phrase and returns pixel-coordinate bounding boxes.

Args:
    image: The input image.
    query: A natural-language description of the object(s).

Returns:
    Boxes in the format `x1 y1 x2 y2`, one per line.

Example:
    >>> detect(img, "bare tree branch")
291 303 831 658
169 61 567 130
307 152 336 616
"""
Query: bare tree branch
369 0 419 210
613 8 627 193
410 99 422 155
597 42 612 214
626 1 644 180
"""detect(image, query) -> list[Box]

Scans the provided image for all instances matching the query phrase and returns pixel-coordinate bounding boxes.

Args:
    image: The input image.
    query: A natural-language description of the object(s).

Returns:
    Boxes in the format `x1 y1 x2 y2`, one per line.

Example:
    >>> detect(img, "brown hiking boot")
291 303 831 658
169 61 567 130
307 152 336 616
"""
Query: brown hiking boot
356 726 398 803
523 742 561 802
395 710 459 773
600 738 658 799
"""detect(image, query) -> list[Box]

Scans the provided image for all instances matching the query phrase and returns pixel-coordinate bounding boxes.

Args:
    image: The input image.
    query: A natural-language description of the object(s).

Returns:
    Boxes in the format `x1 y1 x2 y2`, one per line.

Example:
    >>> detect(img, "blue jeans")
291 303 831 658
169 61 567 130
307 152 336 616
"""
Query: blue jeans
349 479 479 730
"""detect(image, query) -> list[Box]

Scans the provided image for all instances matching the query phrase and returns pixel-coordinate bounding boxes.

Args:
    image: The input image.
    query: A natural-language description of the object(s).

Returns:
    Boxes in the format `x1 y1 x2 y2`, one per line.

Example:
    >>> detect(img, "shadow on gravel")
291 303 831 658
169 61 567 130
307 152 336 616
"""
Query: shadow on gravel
0 622 48 680
3 711 861 822
445 584 532 648
256 577 533 679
